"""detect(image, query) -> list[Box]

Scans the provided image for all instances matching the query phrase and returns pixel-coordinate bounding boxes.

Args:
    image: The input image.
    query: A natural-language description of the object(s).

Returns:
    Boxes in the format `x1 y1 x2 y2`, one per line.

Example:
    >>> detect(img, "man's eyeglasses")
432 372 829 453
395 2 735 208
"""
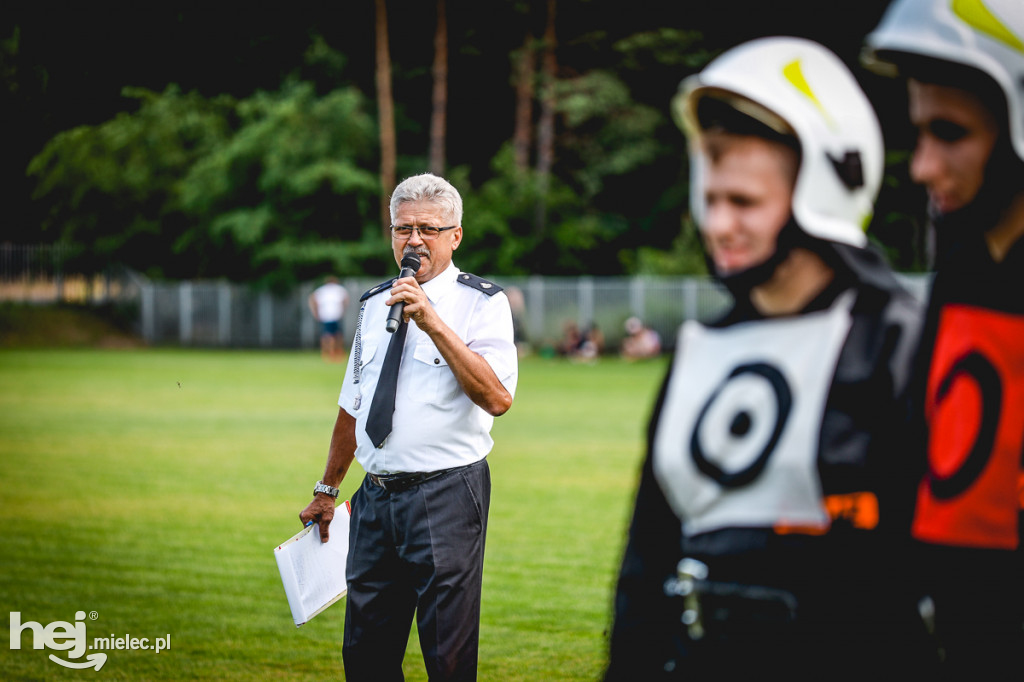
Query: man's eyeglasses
390 225 458 241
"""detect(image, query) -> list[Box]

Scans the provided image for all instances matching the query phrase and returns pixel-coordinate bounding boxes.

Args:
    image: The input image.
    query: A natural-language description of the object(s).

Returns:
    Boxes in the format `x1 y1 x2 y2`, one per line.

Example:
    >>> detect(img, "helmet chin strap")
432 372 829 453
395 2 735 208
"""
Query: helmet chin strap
929 142 1024 268
714 218 807 300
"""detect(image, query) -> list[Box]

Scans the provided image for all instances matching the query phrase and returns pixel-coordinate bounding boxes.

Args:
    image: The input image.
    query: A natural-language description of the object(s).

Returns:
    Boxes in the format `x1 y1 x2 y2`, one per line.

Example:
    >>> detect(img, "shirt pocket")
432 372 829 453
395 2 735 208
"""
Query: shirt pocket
410 342 459 404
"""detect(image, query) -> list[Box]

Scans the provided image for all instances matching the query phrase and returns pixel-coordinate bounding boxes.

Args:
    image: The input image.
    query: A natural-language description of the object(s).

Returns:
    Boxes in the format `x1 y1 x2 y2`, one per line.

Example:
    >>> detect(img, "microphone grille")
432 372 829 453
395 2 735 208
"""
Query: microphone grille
401 252 421 270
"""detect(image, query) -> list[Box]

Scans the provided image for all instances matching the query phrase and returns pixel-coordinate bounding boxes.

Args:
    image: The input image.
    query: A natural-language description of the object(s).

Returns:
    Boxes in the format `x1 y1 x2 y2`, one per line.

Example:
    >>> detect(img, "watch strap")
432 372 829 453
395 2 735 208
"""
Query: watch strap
313 481 340 499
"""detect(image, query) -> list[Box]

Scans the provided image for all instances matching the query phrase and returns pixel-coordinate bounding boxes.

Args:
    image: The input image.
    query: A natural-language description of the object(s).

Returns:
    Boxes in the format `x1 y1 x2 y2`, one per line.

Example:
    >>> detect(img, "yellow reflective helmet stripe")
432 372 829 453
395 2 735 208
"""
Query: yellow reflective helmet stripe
861 212 873 232
952 0 1024 54
782 58 837 131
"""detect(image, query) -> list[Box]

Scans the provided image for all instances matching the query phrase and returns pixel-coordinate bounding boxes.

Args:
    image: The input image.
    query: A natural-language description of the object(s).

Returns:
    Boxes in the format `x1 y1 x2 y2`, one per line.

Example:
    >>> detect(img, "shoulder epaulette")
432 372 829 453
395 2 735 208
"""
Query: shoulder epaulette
456 272 503 296
360 278 396 302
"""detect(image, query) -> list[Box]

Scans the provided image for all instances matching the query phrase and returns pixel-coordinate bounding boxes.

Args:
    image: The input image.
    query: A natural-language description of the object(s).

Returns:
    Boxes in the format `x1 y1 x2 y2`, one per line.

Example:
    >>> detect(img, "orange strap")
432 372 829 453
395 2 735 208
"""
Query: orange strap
773 492 879 535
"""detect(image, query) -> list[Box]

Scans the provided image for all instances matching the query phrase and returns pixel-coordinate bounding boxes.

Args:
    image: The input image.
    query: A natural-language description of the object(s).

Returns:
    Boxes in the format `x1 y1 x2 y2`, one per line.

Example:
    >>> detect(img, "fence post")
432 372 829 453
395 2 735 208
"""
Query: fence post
630 277 645 318
578 276 594 326
259 292 273 347
218 282 232 347
683 278 698 322
527 275 544 345
141 283 155 343
342 278 361 350
179 282 193 345
300 287 315 349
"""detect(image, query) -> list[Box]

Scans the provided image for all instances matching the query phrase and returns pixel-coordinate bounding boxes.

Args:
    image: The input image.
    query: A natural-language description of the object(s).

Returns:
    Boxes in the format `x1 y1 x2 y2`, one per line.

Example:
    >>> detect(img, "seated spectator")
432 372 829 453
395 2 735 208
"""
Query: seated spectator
558 320 582 357
574 323 604 363
620 317 661 360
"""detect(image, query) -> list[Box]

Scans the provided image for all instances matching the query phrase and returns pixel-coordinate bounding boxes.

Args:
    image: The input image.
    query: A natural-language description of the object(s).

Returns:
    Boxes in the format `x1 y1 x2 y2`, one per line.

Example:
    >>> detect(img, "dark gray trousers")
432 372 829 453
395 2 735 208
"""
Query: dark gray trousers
343 458 490 681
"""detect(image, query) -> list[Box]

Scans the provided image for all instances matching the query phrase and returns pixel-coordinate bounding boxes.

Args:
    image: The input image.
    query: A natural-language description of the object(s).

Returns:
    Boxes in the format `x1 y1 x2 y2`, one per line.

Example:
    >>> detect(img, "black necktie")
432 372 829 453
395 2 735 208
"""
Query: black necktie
365 319 408 448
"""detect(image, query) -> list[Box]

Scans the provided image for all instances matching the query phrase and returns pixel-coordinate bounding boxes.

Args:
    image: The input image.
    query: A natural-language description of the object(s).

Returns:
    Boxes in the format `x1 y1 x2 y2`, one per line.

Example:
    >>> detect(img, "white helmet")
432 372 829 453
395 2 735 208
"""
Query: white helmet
674 37 884 249
863 0 1024 164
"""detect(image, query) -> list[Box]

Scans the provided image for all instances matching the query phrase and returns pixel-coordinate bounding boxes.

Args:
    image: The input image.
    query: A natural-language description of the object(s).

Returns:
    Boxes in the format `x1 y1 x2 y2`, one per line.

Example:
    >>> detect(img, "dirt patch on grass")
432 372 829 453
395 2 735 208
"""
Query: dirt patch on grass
0 304 145 348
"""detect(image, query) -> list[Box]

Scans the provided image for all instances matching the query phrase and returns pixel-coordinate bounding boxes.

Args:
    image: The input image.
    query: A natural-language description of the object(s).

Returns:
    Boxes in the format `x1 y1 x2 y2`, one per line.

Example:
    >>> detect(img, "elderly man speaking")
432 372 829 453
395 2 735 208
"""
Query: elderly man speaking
300 173 518 681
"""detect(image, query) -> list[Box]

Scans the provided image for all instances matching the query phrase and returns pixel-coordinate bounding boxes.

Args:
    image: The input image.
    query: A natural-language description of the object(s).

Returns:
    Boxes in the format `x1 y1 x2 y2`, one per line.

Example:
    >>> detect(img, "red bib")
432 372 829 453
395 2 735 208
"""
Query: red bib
913 304 1024 549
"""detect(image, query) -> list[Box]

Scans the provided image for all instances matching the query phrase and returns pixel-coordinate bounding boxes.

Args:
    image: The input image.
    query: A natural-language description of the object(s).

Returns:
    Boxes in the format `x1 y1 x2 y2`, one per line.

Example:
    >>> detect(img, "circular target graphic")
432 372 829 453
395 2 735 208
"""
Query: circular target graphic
928 350 1002 500
690 362 792 488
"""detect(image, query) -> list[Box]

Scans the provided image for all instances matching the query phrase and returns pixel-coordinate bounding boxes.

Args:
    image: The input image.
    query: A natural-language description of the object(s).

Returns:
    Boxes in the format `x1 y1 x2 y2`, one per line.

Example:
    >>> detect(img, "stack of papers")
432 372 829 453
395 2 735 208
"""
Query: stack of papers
274 501 351 627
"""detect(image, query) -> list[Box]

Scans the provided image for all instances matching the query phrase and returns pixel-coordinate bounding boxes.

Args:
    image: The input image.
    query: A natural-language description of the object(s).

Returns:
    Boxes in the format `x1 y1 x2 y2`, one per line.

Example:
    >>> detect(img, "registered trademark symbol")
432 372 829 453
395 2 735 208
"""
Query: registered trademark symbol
89 611 99 621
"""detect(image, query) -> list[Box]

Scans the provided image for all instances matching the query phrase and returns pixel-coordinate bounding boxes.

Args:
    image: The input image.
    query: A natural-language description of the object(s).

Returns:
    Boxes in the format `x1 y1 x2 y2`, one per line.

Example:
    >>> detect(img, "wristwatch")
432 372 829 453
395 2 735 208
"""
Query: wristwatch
313 480 340 499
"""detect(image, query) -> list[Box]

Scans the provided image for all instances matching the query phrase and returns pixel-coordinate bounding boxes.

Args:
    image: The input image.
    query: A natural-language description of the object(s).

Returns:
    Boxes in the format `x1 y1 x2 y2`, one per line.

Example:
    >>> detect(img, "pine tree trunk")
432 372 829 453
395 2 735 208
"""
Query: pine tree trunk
512 31 535 172
375 0 397 238
534 0 557 237
429 0 448 176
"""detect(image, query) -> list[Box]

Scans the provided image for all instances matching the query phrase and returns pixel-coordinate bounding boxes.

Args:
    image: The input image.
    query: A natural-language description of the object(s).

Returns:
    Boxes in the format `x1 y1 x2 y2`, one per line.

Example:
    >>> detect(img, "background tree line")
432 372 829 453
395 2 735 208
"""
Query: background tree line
1 1 927 290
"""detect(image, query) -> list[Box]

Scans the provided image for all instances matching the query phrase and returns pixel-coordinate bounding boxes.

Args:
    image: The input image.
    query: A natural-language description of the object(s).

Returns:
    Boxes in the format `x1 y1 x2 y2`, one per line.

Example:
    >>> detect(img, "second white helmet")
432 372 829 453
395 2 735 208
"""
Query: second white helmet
674 36 884 249
863 0 1024 164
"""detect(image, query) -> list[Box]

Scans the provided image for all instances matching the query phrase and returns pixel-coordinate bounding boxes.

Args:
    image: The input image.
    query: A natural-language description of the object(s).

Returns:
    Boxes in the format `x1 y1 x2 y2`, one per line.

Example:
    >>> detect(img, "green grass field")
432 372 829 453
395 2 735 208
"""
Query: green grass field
0 348 668 680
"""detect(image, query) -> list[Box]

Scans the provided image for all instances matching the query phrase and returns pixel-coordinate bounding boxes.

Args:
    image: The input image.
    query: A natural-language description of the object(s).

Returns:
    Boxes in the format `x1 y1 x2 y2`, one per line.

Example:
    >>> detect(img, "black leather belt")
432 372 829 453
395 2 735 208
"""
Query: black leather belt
367 468 456 493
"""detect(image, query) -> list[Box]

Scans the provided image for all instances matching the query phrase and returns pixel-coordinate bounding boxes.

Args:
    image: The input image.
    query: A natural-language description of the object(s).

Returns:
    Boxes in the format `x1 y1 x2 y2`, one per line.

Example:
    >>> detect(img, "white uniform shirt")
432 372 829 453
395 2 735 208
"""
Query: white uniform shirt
339 262 518 474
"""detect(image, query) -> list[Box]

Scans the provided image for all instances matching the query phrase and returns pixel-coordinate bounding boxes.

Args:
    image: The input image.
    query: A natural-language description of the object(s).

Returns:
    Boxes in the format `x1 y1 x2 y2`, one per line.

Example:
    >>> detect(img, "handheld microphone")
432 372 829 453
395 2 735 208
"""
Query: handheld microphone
385 252 422 333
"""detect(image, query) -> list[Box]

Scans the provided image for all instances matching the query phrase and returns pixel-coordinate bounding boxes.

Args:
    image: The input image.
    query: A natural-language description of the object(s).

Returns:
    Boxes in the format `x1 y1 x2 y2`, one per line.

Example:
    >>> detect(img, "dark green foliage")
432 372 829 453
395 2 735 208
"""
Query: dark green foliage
8 1 927 281
28 82 382 290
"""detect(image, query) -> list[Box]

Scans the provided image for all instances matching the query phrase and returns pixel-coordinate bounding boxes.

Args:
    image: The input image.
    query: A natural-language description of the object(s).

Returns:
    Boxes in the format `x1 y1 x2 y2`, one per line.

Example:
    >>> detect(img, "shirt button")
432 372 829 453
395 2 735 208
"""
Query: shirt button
434 358 440 364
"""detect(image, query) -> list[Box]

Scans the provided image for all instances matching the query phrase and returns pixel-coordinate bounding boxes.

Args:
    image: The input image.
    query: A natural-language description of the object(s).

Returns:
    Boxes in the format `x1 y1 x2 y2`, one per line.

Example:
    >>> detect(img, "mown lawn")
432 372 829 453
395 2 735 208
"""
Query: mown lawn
0 349 667 680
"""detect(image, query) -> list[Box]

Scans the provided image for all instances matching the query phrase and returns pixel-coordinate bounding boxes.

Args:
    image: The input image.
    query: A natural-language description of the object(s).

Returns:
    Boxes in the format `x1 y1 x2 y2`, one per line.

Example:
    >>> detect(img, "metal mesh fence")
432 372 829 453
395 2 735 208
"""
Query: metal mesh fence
1 245 931 352
140 281 318 348
130 272 931 352
133 275 732 350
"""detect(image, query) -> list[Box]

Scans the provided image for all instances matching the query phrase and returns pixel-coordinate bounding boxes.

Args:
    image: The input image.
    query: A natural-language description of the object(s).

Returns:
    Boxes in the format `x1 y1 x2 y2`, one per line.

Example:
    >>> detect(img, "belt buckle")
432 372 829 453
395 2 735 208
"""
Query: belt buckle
372 472 401 492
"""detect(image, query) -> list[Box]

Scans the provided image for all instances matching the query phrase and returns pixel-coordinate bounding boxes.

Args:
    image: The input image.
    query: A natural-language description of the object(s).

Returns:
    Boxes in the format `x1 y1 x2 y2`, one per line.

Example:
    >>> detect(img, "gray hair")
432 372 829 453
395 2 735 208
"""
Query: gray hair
389 173 463 226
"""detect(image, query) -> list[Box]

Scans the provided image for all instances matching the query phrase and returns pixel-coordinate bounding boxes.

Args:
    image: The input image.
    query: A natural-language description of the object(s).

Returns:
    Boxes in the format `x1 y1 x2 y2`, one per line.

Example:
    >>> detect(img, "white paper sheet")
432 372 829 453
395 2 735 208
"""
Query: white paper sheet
274 501 351 627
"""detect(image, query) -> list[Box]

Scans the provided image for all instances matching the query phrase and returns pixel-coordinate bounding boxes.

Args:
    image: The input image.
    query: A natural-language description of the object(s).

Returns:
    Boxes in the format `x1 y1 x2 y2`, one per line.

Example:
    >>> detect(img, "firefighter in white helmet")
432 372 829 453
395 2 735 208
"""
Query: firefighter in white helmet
864 0 1024 676
606 37 935 679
